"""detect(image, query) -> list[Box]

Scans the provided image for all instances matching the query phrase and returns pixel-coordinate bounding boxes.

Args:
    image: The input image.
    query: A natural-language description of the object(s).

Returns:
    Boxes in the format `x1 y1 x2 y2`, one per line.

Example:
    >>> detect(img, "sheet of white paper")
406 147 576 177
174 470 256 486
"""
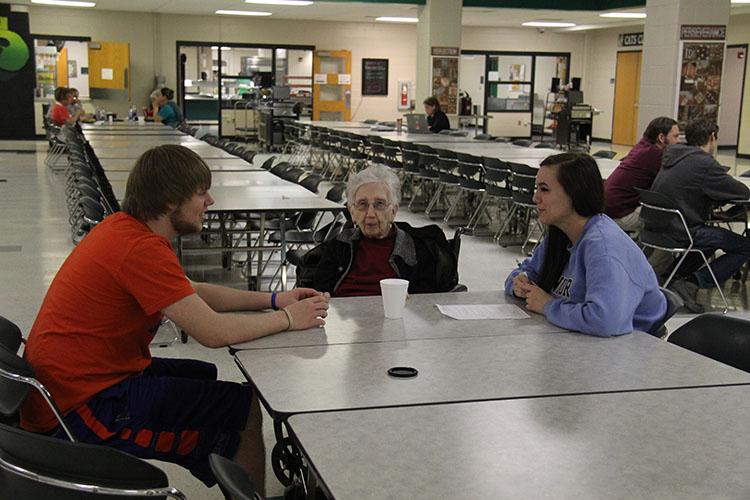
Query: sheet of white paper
337 73 351 85
101 68 114 80
314 73 328 84
436 304 530 320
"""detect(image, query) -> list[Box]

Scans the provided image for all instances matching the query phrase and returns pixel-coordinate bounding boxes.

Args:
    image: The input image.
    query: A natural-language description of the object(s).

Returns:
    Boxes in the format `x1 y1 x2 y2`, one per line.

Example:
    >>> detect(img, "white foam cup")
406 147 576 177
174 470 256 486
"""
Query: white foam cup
380 278 409 319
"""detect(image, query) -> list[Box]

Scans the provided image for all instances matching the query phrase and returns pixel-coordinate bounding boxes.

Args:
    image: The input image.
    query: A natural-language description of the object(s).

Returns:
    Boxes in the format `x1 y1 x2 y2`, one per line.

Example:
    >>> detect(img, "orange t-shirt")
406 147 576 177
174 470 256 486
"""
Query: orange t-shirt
50 102 71 127
21 212 195 432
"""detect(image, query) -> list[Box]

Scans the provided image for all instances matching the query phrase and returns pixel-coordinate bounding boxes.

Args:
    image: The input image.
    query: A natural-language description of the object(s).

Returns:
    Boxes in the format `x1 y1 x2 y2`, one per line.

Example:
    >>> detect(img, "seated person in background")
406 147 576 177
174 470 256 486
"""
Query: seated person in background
67 87 93 122
505 153 666 337
21 145 329 494
50 87 83 127
604 116 679 232
651 119 750 313
302 164 458 296
424 96 450 133
151 87 184 127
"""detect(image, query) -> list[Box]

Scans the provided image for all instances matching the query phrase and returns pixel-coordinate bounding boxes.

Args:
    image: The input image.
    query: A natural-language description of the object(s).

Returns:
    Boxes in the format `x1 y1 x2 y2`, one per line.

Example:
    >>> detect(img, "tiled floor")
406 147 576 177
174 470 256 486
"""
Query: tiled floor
2 139 750 498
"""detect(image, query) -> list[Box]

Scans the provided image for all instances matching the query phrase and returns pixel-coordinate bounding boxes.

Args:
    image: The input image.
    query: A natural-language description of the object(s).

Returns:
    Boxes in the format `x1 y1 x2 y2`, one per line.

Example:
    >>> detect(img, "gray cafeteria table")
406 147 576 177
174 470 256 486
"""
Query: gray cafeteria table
234 331 750 417
81 121 168 129
105 170 287 184
229 291 568 351
99 157 260 172
111 180 316 202
86 137 204 148
82 128 186 136
299 120 375 129
183 189 344 290
92 143 237 159
288 385 750 499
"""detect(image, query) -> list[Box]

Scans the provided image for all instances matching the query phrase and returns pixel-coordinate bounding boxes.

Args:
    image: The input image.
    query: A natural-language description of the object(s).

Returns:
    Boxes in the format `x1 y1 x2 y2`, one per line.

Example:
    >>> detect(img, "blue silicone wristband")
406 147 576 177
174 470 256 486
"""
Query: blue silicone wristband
271 292 278 310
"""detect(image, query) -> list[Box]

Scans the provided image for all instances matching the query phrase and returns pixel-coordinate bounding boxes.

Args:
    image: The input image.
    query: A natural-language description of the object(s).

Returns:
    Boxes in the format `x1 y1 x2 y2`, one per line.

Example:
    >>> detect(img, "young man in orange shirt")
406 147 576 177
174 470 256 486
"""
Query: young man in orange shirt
21 145 329 493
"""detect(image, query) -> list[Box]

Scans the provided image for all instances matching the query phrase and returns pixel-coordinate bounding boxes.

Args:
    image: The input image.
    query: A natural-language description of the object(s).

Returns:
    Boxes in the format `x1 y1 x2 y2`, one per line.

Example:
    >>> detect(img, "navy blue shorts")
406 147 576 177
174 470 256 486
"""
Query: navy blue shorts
48 357 253 486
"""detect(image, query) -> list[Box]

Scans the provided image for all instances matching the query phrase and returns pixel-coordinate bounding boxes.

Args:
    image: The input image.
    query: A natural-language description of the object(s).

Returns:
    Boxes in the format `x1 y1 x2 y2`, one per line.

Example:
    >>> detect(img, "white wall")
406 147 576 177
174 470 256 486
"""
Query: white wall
65 40 89 97
727 14 750 156
581 26 642 140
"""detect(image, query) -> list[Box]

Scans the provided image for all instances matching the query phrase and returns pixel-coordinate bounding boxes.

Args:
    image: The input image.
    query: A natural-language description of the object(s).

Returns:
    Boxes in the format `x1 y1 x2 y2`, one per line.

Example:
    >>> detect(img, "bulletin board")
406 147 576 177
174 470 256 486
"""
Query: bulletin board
431 56 459 115
362 58 388 96
676 41 724 129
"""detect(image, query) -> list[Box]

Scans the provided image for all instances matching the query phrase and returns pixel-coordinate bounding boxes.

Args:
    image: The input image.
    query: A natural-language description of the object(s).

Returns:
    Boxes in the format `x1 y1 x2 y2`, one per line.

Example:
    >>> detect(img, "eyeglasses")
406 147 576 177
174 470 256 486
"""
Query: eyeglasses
353 200 390 212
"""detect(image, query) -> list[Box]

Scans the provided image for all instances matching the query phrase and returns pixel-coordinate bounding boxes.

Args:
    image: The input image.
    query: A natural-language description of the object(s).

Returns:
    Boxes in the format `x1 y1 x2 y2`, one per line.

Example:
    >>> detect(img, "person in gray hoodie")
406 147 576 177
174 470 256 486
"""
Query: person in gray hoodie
650 119 750 312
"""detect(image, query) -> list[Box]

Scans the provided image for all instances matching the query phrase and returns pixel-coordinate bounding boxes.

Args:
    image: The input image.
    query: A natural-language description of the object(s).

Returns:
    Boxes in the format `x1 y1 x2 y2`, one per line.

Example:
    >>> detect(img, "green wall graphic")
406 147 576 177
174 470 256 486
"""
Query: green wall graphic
0 16 30 73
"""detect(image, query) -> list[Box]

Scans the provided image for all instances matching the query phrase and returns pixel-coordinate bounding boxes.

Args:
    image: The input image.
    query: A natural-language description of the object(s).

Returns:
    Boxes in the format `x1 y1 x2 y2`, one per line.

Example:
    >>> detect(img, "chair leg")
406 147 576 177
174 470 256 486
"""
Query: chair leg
495 204 518 242
443 189 463 223
408 179 424 210
466 192 488 230
697 250 730 313
425 183 444 217
662 250 691 288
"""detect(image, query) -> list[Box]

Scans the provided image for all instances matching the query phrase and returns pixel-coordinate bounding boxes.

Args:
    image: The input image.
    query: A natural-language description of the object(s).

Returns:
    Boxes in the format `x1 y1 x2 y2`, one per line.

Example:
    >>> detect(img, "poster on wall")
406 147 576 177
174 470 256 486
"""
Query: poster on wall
676 41 724 129
0 4 35 139
362 58 388 96
431 52 459 115
509 63 525 91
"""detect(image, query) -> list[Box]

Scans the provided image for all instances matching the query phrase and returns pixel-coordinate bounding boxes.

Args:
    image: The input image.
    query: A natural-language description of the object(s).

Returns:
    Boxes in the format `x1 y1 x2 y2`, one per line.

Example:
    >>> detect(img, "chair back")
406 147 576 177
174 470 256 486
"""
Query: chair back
635 188 693 249
592 149 616 159
260 156 276 170
647 287 684 337
401 145 420 174
270 161 293 177
534 142 555 149
508 162 538 206
512 139 532 147
299 174 323 193
0 315 22 353
0 423 184 499
668 313 750 373
209 453 260 500
326 183 347 204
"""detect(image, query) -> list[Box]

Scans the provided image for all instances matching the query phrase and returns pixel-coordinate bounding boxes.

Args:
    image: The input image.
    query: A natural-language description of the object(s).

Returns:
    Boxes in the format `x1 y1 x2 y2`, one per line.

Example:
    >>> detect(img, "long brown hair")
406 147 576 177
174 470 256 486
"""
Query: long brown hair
537 153 604 292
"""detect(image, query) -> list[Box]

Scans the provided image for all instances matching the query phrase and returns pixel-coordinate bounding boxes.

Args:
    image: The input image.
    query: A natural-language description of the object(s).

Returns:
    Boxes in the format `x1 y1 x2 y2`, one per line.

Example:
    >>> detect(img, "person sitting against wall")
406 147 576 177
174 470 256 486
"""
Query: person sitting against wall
50 87 83 127
504 152 666 337
604 116 680 233
298 165 459 296
424 96 450 133
151 87 184 127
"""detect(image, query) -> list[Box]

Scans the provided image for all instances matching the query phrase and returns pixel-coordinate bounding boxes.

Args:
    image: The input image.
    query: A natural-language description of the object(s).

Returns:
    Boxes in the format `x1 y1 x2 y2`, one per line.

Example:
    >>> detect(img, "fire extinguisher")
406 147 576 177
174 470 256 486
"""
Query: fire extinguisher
400 83 409 107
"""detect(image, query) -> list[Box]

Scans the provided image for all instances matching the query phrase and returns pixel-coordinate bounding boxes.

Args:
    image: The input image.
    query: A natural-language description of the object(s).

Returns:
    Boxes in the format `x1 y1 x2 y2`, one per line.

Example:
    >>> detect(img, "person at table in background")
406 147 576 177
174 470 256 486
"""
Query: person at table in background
604 116 680 233
300 164 458 296
651 119 750 313
49 87 83 127
21 145 329 494
151 87 184 127
505 152 666 337
67 87 94 123
424 96 450 133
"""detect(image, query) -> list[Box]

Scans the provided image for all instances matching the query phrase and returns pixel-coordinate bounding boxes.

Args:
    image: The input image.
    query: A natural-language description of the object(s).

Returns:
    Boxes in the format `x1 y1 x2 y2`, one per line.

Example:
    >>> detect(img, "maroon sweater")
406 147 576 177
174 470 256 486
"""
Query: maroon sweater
604 137 666 219
334 232 398 297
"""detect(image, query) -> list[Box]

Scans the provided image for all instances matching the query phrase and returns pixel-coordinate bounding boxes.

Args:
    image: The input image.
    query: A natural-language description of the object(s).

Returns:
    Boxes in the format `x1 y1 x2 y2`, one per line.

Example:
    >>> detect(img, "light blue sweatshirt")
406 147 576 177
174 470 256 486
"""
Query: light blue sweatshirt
504 214 666 337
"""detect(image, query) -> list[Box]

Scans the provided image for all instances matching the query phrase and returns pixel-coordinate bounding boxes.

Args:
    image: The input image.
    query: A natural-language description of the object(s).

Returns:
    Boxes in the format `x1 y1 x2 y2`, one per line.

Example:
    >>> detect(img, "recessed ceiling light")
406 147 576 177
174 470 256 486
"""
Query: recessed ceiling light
30 0 96 7
245 0 313 5
522 21 576 28
376 16 419 23
215 9 272 16
600 12 647 18
731 0 750 4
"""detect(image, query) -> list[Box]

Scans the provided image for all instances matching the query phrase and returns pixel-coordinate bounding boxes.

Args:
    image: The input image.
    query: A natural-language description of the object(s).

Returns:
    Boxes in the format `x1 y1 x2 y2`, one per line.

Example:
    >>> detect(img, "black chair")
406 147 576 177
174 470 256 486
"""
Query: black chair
298 173 323 194
668 313 750 373
0 321 76 441
425 149 460 218
447 153 486 226
647 287 684 337
473 134 494 141
534 142 555 149
512 139 533 147
496 162 542 254
209 453 263 500
592 150 617 159
636 188 729 312
449 228 468 293
260 156 277 170
0 423 185 499
0 315 22 353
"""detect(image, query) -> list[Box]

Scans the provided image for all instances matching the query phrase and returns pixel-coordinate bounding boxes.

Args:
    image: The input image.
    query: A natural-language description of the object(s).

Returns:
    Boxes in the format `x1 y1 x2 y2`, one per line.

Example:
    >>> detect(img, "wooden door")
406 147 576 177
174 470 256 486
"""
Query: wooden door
612 51 642 146
88 41 130 100
313 50 351 121
56 47 68 87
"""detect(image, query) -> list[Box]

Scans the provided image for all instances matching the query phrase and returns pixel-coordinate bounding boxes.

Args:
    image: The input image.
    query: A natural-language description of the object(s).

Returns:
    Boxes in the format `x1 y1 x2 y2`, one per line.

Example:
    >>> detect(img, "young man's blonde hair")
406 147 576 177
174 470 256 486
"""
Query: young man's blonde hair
122 145 211 221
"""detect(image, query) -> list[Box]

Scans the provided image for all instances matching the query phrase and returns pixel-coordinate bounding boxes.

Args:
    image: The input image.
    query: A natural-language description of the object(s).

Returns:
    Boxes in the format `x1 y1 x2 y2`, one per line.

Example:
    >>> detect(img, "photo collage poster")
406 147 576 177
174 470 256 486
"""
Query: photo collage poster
431 56 459 115
678 42 724 129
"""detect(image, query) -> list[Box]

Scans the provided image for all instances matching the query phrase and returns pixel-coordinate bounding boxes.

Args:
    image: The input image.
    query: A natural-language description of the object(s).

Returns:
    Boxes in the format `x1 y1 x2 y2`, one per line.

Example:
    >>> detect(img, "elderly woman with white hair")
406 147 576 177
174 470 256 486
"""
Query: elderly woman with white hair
303 165 459 296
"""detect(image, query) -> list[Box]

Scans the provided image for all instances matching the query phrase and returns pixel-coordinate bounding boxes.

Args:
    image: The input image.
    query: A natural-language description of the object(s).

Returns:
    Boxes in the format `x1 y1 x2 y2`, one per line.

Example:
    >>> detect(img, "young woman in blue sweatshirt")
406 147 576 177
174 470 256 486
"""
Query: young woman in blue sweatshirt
504 153 667 337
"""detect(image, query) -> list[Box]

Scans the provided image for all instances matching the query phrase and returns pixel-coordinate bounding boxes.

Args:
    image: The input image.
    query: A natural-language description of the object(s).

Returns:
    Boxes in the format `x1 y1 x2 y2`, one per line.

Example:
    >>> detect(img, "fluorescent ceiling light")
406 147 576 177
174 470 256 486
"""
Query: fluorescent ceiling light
376 16 418 23
215 9 272 16
31 0 96 7
600 12 647 18
522 21 576 28
731 0 750 4
245 0 313 5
